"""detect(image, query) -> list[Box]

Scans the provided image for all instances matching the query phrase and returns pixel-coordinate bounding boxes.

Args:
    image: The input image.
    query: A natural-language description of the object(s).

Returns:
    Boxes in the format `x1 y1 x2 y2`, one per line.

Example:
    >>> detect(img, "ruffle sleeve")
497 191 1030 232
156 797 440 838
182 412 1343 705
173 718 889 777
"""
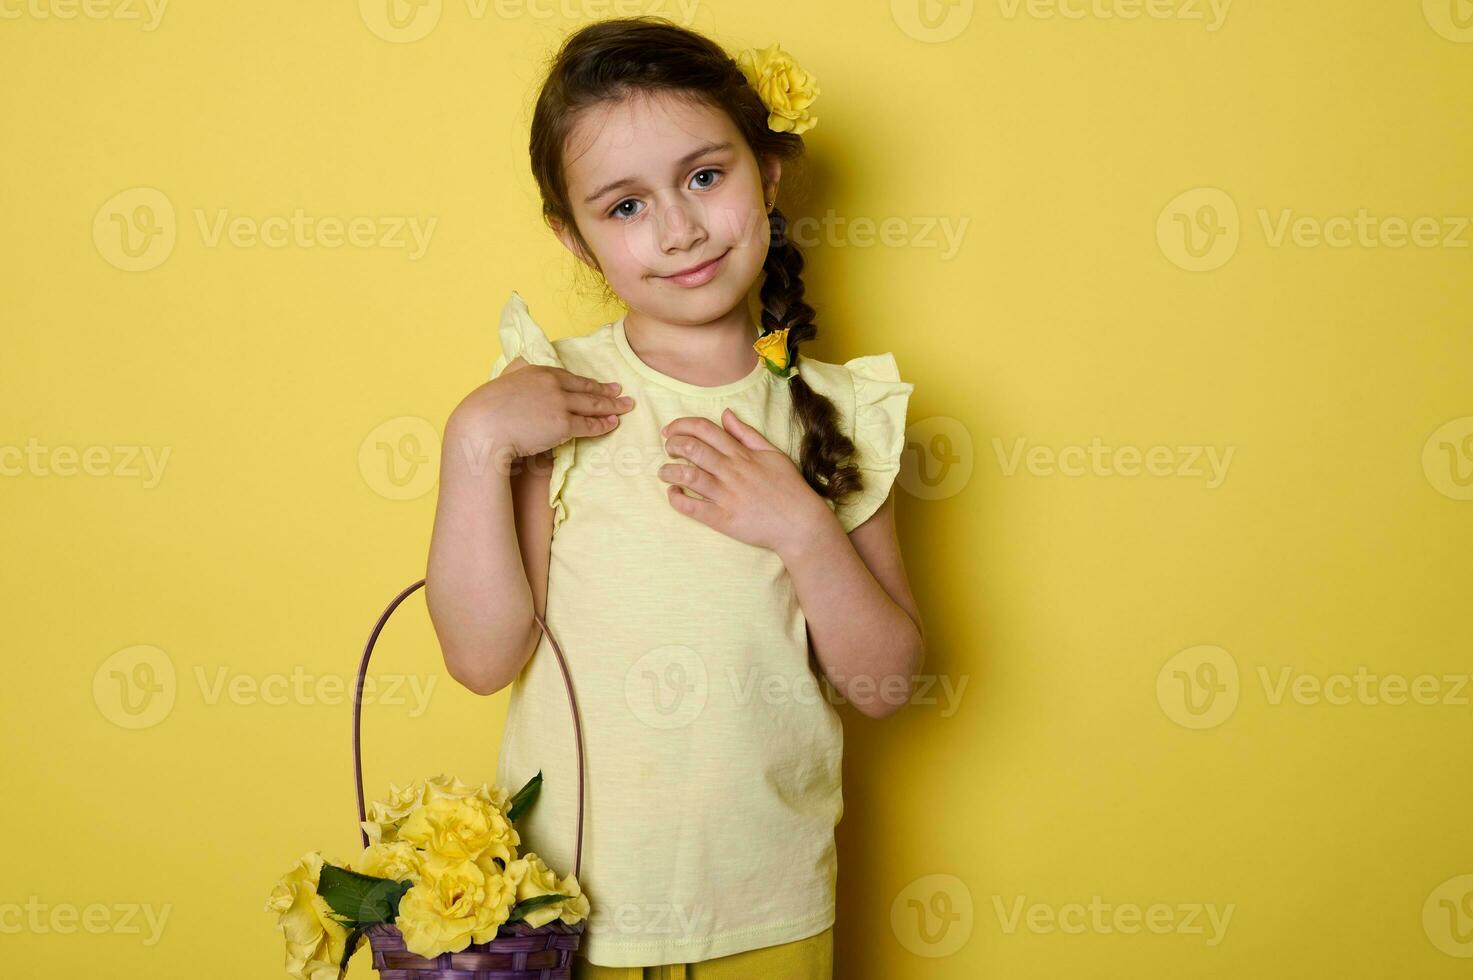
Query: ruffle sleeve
489 290 575 535
832 352 915 533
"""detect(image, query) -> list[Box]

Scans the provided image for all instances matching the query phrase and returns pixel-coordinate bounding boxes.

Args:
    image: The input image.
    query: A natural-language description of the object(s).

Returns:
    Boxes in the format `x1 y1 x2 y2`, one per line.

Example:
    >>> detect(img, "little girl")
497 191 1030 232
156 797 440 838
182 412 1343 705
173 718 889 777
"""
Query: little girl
426 17 924 979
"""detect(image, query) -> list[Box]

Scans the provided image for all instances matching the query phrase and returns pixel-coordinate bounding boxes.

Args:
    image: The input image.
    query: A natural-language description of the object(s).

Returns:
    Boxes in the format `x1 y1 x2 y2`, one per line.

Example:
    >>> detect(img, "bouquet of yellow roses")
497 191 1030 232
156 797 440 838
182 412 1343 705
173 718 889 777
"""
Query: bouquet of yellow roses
264 772 589 980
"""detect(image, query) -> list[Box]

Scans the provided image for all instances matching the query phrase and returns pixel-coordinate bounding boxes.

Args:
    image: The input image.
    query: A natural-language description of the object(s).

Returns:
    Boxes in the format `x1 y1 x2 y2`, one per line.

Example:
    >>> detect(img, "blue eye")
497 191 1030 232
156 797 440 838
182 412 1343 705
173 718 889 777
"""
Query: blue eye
609 199 643 220
607 169 724 221
690 167 723 189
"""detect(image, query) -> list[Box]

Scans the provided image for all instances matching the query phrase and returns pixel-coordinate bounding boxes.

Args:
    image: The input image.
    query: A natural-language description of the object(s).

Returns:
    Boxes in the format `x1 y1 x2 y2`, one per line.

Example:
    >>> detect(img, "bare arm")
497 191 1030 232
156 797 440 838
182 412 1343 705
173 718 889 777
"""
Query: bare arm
425 356 631 695
778 490 924 720
425 420 552 696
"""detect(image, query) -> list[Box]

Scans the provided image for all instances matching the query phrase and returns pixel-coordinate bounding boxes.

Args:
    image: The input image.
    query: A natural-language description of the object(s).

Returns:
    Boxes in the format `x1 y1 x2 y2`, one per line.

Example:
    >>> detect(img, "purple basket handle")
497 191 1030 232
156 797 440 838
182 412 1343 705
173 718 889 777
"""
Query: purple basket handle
352 578 586 880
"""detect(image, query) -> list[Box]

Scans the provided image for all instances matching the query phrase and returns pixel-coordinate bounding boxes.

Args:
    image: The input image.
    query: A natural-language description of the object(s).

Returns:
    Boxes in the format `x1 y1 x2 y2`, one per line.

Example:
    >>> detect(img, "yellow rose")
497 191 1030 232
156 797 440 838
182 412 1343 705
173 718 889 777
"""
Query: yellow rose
363 775 514 844
263 851 352 980
351 840 422 883
398 796 521 870
753 328 794 376
506 853 591 928
395 859 516 959
361 779 424 844
423 773 512 812
736 42 819 135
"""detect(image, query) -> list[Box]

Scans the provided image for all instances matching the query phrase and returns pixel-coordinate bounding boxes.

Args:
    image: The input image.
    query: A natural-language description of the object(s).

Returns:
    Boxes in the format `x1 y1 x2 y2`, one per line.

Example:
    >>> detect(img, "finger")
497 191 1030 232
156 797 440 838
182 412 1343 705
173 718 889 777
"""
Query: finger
662 415 744 458
550 366 623 397
567 412 620 437
563 389 634 417
720 408 775 451
666 483 722 527
657 460 721 500
663 431 729 478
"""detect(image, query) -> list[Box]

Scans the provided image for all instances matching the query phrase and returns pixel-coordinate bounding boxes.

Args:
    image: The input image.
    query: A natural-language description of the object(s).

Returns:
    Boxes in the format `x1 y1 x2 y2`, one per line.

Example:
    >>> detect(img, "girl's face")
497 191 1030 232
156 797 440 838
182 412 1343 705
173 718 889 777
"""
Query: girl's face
554 90 780 327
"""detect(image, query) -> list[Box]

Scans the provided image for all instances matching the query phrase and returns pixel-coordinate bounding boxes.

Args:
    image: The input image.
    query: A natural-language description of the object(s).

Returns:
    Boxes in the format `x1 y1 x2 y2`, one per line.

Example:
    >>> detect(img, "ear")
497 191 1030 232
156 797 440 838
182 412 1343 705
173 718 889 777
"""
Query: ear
759 154 784 210
551 217 598 269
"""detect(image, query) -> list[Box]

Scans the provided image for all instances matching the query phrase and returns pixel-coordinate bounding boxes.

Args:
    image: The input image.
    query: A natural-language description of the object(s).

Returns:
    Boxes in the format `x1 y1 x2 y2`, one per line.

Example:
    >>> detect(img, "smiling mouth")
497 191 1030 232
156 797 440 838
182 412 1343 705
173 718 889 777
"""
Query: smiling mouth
661 249 730 279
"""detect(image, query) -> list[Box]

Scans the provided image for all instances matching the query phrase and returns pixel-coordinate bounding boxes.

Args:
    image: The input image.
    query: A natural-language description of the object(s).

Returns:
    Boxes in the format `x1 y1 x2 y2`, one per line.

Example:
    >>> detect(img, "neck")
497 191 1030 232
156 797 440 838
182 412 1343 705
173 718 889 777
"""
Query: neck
623 302 761 387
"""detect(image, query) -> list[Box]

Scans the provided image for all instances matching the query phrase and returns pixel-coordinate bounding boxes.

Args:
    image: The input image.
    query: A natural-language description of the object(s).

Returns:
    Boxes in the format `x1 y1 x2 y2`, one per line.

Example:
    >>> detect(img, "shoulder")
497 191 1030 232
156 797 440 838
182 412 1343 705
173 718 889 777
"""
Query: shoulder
490 291 617 380
795 349 915 533
794 350 913 421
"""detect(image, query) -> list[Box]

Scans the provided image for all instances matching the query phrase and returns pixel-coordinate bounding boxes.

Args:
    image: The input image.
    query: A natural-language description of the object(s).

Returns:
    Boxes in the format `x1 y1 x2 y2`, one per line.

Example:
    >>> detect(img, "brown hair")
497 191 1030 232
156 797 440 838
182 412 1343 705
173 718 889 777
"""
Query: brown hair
527 15 862 502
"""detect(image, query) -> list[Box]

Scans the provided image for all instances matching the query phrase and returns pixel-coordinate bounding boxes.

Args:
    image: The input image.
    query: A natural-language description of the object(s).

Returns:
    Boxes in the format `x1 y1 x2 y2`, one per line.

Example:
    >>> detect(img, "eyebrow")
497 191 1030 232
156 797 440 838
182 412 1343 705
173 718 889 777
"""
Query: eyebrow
582 141 734 206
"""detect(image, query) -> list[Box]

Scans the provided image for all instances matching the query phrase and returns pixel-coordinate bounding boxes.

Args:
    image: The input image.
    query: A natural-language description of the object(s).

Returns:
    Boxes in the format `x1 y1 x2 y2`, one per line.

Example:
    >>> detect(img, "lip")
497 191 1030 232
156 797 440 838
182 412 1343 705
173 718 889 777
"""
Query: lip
660 248 730 287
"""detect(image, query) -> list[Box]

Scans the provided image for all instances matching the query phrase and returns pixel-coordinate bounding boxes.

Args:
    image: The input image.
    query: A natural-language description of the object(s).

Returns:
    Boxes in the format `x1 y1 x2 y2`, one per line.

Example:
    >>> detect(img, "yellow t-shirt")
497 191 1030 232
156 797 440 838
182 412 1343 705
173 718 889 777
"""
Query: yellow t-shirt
488 290 913 968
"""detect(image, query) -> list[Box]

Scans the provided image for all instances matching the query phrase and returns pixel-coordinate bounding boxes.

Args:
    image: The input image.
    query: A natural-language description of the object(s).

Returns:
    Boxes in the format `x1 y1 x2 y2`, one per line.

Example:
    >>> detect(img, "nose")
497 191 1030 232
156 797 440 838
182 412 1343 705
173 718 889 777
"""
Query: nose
656 197 707 255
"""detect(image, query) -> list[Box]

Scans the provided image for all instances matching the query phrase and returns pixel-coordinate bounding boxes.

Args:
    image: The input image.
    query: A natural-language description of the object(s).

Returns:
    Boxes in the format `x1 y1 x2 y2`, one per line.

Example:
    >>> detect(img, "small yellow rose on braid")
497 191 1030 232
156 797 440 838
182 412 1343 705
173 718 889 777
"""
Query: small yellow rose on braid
754 327 797 379
735 42 819 135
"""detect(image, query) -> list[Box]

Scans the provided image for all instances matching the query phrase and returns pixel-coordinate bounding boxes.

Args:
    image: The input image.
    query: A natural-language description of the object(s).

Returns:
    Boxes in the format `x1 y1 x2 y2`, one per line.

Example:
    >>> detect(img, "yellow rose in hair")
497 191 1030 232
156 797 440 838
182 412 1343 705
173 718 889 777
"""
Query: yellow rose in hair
505 853 592 928
398 796 521 870
395 859 516 958
263 851 352 980
736 42 819 135
753 328 794 377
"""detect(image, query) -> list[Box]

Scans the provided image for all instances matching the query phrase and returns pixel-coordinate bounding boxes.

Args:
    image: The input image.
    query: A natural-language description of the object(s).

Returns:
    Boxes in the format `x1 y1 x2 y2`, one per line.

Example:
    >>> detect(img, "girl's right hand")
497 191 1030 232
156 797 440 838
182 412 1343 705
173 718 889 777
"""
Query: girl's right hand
446 357 634 461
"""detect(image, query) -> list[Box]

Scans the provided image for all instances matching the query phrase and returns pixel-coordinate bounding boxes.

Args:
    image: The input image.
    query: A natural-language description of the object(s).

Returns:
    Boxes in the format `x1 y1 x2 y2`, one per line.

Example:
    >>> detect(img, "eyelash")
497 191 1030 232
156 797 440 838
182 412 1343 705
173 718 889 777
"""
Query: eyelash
607 167 725 221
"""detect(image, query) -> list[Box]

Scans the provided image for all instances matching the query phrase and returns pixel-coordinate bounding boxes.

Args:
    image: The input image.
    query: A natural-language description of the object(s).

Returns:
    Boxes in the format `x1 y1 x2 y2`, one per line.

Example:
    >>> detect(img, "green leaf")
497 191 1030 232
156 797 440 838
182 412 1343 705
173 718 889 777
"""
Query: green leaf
316 863 413 927
507 770 543 823
336 927 366 980
506 893 571 923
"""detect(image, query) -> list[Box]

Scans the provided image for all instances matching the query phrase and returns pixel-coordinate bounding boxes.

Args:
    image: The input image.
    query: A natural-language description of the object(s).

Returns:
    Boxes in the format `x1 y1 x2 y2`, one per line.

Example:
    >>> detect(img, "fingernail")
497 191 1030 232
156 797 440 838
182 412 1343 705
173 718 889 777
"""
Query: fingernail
609 382 621 392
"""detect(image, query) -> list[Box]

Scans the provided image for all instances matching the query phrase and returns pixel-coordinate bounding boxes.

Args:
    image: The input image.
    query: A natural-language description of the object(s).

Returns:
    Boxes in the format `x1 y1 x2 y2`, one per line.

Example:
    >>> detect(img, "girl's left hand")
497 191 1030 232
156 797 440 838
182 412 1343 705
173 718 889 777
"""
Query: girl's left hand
658 408 831 553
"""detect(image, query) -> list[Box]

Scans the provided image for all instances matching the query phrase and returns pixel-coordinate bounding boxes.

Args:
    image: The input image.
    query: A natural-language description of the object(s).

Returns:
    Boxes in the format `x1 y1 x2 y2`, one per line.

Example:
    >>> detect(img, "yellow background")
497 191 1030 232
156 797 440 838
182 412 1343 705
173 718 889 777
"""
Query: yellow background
3 1 1471 976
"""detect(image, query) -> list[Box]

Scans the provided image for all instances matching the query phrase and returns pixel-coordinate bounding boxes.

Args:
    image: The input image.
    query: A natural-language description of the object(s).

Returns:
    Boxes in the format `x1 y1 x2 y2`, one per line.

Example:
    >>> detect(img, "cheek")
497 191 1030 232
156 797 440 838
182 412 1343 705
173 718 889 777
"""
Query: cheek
587 222 652 278
708 193 769 250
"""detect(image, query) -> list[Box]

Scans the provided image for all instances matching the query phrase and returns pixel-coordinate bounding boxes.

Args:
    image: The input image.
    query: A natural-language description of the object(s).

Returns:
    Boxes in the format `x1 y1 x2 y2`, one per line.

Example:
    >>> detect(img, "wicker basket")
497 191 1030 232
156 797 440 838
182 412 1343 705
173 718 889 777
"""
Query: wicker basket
352 579 588 979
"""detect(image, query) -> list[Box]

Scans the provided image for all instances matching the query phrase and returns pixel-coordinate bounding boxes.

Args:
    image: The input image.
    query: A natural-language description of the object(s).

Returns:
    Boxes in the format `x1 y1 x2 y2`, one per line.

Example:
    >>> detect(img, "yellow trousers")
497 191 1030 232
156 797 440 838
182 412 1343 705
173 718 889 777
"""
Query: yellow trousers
572 925 833 980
